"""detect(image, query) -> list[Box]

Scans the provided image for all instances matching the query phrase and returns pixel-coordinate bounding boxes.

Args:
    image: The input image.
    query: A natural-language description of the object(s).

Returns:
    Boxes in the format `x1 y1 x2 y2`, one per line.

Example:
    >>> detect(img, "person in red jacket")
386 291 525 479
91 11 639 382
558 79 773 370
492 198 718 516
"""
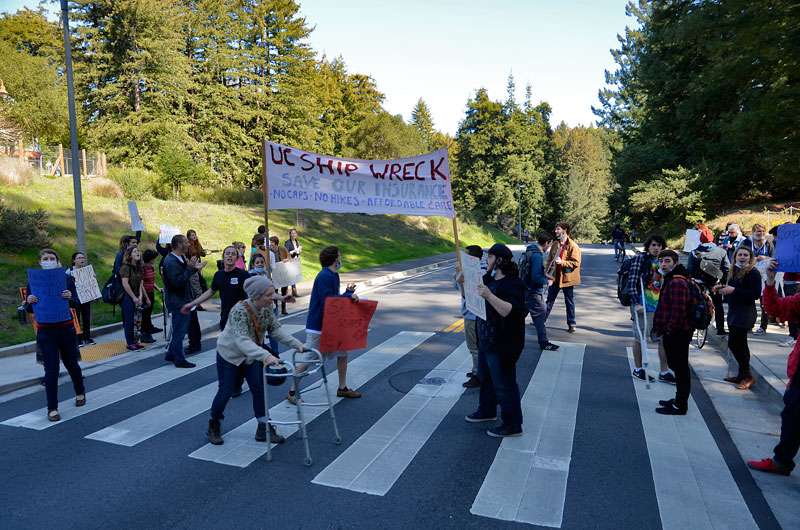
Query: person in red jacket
747 260 800 476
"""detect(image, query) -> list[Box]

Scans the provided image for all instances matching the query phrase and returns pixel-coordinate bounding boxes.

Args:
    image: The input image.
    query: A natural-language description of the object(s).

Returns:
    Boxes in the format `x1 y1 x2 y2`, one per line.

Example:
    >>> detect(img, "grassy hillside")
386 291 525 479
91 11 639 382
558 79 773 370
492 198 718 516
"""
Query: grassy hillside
0 175 515 347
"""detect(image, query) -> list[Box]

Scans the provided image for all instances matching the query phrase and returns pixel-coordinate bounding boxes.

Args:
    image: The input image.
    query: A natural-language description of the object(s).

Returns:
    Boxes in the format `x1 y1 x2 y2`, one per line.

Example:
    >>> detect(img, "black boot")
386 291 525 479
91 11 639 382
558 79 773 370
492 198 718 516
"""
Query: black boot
207 419 223 445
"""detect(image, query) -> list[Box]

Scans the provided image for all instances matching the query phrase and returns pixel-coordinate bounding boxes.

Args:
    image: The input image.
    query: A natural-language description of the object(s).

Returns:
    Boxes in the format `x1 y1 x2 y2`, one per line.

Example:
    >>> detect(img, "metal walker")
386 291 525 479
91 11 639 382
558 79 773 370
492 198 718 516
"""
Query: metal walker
263 348 342 466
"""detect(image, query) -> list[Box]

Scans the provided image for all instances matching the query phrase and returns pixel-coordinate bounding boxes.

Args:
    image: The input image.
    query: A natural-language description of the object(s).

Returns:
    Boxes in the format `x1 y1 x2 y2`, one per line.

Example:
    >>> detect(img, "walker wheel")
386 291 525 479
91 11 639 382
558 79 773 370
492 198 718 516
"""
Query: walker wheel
304 457 313 467
267 453 273 462
334 436 342 445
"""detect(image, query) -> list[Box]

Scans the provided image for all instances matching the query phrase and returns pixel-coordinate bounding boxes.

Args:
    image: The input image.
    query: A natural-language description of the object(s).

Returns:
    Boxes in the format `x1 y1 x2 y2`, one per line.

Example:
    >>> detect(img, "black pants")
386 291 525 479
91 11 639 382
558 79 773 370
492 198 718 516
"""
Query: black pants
141 291 155 334
38 323 85 411
188 310 201 350
728 327 751 379
785 284 799 340
663 330 693 410
759 297 768 330
774 385 800 472
709 291 725 332
76 301 91 341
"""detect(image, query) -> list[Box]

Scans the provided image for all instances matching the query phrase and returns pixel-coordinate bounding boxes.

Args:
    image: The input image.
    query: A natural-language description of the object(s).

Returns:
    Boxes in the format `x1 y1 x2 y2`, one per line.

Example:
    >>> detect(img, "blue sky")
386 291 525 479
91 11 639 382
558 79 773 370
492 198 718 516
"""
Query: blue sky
2 0 636 134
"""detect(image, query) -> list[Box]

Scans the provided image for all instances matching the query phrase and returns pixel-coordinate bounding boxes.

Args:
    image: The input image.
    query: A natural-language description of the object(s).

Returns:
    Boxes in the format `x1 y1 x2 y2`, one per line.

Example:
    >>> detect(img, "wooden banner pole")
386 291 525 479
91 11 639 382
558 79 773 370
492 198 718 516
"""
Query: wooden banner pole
260 142 269 234
452 217 462 270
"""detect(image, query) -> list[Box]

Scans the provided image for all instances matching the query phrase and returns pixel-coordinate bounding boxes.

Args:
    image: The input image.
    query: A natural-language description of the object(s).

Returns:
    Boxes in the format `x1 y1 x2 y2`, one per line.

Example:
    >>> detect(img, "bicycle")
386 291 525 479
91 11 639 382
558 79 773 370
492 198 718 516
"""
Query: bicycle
615 241 627 263
691 279 712 349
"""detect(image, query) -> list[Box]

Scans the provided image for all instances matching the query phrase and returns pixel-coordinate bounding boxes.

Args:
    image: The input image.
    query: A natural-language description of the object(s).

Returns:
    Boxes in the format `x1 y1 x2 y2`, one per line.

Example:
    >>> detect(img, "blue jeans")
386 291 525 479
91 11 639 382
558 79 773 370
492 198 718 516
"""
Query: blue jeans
613 238 625 257
38 323 85 411
526 289 549 347
546 284 576 326
210 353 266 422
120 296 135 345
167 309 189 364
477 349 523 429
268 305 280 354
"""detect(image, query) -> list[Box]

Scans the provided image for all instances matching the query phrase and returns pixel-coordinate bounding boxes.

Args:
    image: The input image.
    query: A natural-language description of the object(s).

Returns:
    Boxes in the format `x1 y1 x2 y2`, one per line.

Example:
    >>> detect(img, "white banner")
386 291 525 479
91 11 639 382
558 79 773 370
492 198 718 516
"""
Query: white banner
462 251 486 320
683 229 701 252
264 141 455 219
159 225 181 245
271 257 303 289
73 265 102 304
128 201 145 231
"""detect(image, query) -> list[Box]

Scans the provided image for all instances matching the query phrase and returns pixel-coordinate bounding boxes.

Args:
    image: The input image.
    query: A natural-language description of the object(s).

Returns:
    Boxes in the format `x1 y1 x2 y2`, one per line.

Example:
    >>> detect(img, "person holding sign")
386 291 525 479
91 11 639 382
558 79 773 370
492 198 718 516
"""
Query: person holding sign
66 252 95 346
454 245 486 388
286 246 361 405
119 247 149 351
284 228 302 298
25 249 86 422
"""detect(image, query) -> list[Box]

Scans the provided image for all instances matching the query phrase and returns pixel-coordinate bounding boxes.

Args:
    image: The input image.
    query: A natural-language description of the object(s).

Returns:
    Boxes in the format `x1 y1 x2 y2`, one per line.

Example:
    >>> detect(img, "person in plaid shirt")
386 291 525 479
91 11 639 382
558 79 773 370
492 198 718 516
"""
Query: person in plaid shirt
651 249 694 415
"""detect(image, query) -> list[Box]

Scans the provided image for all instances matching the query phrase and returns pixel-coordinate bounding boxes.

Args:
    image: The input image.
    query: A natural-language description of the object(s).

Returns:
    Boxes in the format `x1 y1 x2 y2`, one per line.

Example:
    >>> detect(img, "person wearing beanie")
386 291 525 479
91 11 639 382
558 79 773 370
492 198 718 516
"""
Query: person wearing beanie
465 243 527 438
205 274 305 446
544 221 582 333
687 228 730 335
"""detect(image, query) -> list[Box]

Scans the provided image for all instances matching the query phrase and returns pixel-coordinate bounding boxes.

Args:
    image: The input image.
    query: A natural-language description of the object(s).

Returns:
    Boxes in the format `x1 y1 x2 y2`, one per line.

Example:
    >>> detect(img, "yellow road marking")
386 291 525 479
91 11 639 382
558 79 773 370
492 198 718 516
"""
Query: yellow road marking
444 318 464 333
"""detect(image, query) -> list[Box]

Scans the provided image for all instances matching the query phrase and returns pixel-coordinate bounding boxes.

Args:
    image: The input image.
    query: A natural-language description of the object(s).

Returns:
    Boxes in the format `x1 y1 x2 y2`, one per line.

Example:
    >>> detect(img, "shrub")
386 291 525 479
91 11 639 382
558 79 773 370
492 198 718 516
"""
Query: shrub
108 166 159 199
181 184 262 205
0 205 51 249
0 156 35 186
88 178 123 198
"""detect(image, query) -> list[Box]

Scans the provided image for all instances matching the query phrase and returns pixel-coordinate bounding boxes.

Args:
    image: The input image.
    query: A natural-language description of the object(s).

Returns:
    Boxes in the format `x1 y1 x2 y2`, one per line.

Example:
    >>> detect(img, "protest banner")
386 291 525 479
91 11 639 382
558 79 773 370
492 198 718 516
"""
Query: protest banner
461 251 486 320
683 229 701 252
73 265 102 304
271 257 303 289
775 224 800 273
159 225 181 245
320 298 378 351
26 268 72 324
128 201 145 231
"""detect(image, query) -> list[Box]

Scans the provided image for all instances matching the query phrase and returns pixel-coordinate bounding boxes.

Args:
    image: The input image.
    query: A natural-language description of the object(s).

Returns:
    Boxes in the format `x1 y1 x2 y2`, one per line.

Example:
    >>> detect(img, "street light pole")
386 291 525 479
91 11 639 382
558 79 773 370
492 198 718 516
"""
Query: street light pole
518 184 526 241
61 0 87 256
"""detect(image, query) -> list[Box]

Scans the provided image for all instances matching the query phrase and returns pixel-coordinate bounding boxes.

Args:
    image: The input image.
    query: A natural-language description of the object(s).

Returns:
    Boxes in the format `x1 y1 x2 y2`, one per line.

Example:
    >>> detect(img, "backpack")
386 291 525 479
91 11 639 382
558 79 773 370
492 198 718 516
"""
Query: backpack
616 253 636 306
674 275 714 330
101 273 124 305
518 248 535 290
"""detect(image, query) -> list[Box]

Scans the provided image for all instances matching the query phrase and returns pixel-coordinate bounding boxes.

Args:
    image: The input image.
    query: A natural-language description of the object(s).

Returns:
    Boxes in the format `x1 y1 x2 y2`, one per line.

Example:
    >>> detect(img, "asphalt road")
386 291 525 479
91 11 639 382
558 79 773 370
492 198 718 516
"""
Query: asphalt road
0 246 788 529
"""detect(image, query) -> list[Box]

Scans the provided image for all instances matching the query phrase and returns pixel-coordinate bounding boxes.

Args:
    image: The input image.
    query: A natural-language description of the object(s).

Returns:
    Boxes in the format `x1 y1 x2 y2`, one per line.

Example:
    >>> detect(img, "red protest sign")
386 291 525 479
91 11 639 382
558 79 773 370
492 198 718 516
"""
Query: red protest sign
319 298 378 352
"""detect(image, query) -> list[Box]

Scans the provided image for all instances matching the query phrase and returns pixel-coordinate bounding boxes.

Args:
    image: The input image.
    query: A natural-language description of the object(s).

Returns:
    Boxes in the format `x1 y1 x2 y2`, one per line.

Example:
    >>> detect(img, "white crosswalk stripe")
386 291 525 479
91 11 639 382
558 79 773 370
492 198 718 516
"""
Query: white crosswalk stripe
471 341 585 528
625 347 758 530
188 331 434 467
312 341 471 495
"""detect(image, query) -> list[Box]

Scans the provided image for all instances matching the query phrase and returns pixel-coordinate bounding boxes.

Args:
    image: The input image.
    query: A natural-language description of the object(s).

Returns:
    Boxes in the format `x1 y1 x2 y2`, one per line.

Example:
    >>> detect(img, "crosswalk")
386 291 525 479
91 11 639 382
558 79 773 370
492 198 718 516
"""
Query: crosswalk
0 329 765 528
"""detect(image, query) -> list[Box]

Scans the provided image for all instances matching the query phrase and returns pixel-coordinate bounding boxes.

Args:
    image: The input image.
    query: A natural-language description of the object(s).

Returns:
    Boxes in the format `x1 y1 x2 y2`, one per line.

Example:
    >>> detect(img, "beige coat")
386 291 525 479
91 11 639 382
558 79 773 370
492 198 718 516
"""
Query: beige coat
546 237 582 287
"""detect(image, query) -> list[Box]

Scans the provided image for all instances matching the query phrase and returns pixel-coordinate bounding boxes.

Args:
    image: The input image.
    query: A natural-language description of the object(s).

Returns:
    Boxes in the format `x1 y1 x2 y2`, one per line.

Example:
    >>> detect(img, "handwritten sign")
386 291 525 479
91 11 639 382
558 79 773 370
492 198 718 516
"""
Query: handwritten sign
683 229 702 252
159 225 181 245
775 224 800 273
73 265 102 304
27 268 71 324
265 140 455 219
128 201 145 231
320 298 378 351
271 257 303 289
462 251 486 320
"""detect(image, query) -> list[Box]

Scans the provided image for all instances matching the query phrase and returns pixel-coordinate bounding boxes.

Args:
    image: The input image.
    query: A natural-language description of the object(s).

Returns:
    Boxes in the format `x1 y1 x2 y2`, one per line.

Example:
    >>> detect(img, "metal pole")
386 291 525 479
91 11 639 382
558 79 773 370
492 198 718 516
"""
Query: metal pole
61 0 87 256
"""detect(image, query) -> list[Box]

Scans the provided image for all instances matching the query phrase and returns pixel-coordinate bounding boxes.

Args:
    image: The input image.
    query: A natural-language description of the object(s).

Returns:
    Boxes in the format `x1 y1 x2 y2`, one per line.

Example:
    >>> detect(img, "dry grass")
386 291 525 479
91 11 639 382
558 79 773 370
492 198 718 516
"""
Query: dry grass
0 156 35 186
88 178 124 198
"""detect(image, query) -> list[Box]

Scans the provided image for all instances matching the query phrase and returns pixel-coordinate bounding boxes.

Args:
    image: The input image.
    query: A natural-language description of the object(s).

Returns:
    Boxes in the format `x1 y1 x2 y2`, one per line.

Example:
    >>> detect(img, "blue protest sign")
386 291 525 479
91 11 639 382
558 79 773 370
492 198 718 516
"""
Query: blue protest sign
27 268 72 324
775 224 800 273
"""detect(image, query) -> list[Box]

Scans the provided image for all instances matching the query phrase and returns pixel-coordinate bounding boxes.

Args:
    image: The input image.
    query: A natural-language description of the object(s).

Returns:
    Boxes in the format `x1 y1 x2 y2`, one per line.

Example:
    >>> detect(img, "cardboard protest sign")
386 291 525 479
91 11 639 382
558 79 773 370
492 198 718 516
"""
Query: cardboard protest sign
271 257 303 289
320 298 378 351
264 140 455 219
26 268 72 324
128 201 145 231
73 265 102 304
775 224 800 273
159 225 181 245
461 251 486 320
683 229 702 252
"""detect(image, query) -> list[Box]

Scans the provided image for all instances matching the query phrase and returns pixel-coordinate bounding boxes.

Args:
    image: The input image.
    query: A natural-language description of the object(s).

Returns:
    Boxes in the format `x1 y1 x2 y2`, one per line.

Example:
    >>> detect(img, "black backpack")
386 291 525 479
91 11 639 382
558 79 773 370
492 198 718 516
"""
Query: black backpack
101 273 124 305
674 275 714 330
518 248 535 290
616 252 636 306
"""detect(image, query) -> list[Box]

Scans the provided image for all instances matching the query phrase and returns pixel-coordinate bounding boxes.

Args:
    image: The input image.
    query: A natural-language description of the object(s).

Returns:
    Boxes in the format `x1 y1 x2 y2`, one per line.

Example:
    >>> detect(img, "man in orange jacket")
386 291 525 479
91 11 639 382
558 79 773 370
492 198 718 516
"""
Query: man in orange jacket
544 221 581 333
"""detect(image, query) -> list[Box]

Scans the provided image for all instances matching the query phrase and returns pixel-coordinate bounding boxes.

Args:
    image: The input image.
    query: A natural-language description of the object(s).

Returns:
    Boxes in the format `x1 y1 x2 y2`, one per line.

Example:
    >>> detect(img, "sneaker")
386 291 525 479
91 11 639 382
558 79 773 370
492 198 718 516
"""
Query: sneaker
465 411 497 423
487 424 523 438
139 335 156 344
207 419 223 445
286 390 297 405
779 338 797 348
632 368 655 382
747 458 791 476
658 398 675 407
568 325 576 333
126 344 141 351
175 361 196 368
754 328 766 335
462 374 480 388
655 403 687 415
337 387 361 398
541 342 560 351
84 338 96 346
659 372 677 385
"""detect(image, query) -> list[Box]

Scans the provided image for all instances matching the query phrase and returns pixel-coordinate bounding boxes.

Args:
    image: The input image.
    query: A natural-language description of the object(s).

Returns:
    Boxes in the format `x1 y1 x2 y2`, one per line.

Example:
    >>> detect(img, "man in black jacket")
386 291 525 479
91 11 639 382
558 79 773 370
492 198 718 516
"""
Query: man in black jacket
687 228 730 335
162 234 205 368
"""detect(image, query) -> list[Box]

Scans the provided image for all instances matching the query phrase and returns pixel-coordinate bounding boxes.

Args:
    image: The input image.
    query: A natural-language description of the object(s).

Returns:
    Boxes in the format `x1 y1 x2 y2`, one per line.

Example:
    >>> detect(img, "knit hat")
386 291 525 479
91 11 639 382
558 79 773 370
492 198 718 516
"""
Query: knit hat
244 275 274 299
487 243 513 261
699 229 715 244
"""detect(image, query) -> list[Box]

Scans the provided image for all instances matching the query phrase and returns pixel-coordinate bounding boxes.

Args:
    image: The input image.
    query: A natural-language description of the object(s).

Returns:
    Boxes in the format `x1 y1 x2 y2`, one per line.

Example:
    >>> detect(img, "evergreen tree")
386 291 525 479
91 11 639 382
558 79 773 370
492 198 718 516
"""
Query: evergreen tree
410 98 435 151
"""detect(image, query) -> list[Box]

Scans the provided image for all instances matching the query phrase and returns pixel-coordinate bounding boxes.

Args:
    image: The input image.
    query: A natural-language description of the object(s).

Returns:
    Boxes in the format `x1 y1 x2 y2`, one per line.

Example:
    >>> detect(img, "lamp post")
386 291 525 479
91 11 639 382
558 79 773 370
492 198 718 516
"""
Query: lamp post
60 0 87 256
518 184 526 241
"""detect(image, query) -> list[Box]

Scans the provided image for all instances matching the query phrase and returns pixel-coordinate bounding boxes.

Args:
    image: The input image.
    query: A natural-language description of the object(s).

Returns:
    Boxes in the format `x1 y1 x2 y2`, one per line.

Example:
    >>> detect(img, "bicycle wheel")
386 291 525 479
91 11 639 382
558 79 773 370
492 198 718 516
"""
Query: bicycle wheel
695 326 707 349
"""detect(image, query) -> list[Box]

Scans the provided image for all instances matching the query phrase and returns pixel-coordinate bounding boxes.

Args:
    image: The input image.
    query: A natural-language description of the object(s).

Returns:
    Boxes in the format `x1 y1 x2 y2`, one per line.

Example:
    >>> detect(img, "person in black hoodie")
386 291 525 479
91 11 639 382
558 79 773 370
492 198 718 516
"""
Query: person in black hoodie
712 246 762 390
687 228 730 335
465 243 527 438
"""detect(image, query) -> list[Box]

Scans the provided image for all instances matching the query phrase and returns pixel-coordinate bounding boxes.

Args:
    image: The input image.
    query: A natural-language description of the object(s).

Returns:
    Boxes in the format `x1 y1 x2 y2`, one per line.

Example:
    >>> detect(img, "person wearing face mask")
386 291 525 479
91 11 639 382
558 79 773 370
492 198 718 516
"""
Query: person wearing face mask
250 253 281 357
286 246 361 405
521 233 559 352
651 250 694 415
712 246 762 390
66 251 95 346
162 234 205 368
687 228 730 336
119 247 149 351
544 221 582 333
740 223 775 335
25 249 86 421
465 243 527 438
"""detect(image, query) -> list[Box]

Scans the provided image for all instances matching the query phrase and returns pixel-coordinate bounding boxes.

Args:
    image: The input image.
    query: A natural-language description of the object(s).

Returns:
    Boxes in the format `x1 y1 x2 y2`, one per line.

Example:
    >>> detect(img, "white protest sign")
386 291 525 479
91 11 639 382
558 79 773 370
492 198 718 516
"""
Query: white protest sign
159 225 181 245
73 265 102 304
683 229 702 252
264 140 455 219
127 201 145 231
462 251 486 320
271 257 303 289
